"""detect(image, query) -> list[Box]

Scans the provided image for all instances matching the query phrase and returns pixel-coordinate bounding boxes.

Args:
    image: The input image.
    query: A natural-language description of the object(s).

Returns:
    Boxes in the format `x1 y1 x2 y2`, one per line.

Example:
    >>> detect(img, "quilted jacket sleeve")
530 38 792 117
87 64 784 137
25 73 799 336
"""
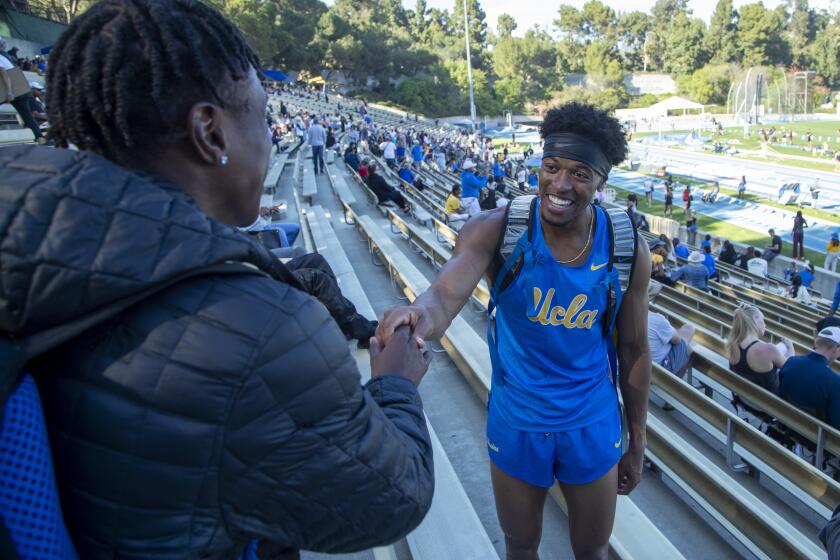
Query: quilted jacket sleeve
220 285 434 552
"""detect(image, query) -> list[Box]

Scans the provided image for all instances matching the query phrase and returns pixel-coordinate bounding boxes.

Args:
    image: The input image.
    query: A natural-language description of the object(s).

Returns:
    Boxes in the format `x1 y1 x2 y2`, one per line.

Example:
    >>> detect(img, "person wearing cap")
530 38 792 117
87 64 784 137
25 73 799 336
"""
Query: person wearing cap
780 327 840 429
647 281 695 379
27 81 47 123
376 102 652 559
460 158 488 217
825 233 839 272
670 250 710 291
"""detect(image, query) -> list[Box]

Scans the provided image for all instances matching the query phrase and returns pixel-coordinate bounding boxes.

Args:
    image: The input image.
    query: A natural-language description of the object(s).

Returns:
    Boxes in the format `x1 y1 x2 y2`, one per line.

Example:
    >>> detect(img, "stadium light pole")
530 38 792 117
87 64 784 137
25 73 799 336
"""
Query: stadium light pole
463 0 477 125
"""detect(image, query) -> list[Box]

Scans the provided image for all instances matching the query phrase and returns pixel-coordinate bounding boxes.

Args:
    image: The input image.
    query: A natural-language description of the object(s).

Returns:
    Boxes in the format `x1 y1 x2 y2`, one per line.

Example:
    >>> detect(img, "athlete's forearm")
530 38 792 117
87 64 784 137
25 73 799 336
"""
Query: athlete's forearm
618 345 651 451
412 284 462 340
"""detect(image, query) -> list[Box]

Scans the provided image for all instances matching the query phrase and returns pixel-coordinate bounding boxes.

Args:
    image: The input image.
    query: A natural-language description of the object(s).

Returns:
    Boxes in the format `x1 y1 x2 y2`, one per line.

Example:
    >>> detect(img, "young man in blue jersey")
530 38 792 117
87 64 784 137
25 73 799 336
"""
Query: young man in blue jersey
376 102 651 560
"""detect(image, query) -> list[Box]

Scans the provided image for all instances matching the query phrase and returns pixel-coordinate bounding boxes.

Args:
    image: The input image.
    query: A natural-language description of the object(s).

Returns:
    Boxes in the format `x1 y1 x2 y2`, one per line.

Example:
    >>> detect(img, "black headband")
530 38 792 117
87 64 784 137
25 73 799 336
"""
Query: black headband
542 132 611 179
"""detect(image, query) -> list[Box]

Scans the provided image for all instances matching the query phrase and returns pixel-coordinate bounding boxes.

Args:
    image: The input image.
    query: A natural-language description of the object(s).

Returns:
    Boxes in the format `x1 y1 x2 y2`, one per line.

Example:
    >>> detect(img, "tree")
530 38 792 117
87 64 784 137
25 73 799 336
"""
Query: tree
451 0 489 69
555 1 617 43
412 0 428 35
493 29 558 105
810 18 840 85
662 12 708 75
705 0 740 64
646 0 691 70
676 64 734 104
737 2 790 67
617 11 651 71
787 0 814 67
497 13 517 38
583 40 623 88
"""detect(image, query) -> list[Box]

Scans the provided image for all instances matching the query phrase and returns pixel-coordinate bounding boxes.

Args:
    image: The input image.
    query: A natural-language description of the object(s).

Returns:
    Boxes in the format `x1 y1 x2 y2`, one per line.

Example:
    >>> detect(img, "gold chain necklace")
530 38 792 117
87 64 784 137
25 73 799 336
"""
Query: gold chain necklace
556 206 594 265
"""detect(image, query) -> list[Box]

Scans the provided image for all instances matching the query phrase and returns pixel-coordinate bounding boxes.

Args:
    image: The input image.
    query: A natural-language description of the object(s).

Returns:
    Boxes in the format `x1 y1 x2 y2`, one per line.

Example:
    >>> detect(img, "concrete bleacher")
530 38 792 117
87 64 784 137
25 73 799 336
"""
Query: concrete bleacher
303 179 499 560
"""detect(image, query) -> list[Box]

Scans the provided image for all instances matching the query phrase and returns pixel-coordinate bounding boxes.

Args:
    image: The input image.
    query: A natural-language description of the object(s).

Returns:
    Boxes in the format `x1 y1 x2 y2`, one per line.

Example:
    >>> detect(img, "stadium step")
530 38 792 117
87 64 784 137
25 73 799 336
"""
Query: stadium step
304 203 498 560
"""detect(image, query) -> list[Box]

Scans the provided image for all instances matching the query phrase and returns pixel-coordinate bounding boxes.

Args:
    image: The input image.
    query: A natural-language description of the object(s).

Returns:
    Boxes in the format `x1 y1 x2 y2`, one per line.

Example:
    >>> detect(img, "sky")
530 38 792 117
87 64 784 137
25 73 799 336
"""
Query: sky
406 0 839 36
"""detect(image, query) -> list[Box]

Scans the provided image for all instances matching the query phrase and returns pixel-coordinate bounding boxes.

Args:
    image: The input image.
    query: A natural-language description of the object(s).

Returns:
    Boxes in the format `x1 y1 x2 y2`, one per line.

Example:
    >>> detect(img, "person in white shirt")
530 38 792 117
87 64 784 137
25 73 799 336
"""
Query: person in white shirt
306 120 327 174
644 178 654 207
515 165 526 190
747 250 768 278
380 139 397 166
648 282 695 378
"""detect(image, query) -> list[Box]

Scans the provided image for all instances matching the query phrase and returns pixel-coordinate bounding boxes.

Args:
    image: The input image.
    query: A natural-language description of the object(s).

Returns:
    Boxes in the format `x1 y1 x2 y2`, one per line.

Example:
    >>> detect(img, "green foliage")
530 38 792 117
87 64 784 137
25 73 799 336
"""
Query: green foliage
662 13 708 75
737 2 790 67
705 0 739 64
809 20 840 85
583 41 623 87
616 11 651 71
496 13 517 38
676 64 734 104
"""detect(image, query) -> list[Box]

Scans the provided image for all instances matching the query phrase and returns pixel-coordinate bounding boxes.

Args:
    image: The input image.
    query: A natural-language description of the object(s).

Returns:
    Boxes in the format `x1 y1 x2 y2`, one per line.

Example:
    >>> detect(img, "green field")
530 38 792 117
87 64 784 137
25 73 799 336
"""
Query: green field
610 185 827 265
636 119 840 172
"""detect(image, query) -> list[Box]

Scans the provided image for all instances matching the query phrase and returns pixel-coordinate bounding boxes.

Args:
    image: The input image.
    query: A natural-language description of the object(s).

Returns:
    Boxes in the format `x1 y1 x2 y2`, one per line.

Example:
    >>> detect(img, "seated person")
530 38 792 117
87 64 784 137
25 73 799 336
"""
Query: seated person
445 185 469 224
788 274 812 305
780 327 840 428
670 251 710 291
762 228 783 262
478 184 497 211
747 249 768 278
727 304 792 395
702 245 718 280
398 160 425 191
650 240 673 286
648 282 695 378
673 238 690 260
798 262 815 288
700 234 712 250
344 143 360 172
358 158 370 181
718 240 738 265
241 206 300 247
367 163 410 212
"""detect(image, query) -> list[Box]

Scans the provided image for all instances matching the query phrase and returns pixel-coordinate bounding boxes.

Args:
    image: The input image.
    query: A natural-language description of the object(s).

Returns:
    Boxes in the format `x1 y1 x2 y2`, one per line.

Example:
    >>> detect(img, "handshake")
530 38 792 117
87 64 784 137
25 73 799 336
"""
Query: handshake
369 306 434 386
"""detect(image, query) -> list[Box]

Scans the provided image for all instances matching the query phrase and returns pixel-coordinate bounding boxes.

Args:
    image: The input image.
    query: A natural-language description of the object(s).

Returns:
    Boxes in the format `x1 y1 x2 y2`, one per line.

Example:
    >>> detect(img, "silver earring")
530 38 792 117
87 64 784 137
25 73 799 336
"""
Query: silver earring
219 154 229 166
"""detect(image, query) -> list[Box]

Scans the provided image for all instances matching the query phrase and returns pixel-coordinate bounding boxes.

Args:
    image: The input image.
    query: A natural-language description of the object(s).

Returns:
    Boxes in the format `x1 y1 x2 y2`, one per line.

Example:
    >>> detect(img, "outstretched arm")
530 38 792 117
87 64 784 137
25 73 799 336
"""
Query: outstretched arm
615 238 652 495
377 207 505 344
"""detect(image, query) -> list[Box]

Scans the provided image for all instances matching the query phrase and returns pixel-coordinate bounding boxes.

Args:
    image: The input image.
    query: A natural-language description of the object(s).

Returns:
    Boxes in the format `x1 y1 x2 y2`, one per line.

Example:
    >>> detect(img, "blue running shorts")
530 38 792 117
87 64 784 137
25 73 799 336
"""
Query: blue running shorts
486 400 622 488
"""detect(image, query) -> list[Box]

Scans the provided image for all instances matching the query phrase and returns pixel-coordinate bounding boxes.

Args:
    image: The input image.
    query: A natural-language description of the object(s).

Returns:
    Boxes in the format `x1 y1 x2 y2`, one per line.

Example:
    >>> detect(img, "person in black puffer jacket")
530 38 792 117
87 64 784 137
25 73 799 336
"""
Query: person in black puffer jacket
0 0 435 557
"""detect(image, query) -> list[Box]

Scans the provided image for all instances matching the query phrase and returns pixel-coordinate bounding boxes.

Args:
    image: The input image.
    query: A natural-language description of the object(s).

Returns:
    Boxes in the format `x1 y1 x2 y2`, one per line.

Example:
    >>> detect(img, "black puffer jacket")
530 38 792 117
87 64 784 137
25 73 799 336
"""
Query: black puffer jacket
0 146 434 558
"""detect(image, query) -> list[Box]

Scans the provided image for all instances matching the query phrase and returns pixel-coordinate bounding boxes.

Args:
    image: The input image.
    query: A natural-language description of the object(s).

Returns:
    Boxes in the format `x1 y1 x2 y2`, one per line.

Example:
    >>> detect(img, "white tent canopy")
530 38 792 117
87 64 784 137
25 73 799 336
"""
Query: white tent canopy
646 96 705 117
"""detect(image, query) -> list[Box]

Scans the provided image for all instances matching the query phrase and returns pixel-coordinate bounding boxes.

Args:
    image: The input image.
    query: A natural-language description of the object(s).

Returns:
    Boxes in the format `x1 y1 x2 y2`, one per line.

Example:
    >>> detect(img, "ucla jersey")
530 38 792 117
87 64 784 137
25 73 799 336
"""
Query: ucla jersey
489 202 618 431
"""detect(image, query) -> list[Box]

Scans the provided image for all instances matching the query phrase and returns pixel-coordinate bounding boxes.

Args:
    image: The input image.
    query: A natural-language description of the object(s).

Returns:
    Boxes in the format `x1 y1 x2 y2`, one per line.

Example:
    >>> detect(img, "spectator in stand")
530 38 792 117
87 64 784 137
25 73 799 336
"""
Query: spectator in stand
307 118 326 174
825 233 840 272
395 141 406 163
719 240 738 265
459 159 487 217
792 211 808 260
271 125 284 153
0 37 43 141
650 240 673 286
15 0 435 555
527 169 538 194
445 184 469 225
671 251 710 291
728 305 792 395
515 164 526 191
762 229 782 262
700 234 712 251
734 245 753 269
686 210 698 246
748 249 768 278
492 157 506 195
702 245 717 280
325 127 337 152
798 262 815 289
294 116 305 148
358 158 370 181
780 327 840 428
367 163 409 212
737 175 747 199
411 141 423 171
673 238 690 260
27 81 47 123
788 274 813 306
380 137 397 168
344 143 360 173
648 282 695 379
398 160 425 191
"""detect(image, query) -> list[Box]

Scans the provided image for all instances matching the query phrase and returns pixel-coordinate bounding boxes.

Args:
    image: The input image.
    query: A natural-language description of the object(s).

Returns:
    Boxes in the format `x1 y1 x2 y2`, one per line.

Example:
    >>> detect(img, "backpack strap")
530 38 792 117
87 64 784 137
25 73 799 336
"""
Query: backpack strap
602 208 639 382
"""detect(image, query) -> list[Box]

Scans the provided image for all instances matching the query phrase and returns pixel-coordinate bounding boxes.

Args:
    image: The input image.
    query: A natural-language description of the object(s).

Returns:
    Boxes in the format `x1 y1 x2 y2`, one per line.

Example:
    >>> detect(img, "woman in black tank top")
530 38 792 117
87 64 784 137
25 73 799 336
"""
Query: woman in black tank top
727 305 793 394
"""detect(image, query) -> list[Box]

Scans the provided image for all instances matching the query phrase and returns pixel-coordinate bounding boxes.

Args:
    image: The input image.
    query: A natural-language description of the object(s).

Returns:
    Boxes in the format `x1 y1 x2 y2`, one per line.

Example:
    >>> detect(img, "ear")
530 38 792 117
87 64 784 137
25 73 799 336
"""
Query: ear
186 102 228 166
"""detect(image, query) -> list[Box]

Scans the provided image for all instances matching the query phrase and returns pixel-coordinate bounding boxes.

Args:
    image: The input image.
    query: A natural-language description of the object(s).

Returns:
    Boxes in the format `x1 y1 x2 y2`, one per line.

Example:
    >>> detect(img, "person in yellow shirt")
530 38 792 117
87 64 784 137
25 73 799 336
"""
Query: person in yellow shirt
826 232 840 272
445 185 469 227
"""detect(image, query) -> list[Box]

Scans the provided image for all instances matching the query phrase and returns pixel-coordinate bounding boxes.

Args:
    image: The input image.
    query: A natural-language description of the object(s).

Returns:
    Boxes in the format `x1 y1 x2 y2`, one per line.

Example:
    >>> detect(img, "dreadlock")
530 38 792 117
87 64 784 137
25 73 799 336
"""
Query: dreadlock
46 0 260 161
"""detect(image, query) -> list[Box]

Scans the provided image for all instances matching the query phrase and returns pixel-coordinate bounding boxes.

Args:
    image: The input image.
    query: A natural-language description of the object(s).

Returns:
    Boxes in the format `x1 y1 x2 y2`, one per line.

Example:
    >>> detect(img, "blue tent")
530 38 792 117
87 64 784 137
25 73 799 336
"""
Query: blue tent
262 69 290 82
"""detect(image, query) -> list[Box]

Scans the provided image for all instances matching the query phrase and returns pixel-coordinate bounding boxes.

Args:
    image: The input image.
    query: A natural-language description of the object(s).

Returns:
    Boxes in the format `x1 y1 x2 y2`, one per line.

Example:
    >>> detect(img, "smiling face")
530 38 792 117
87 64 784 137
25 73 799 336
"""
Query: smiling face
538 156 601 228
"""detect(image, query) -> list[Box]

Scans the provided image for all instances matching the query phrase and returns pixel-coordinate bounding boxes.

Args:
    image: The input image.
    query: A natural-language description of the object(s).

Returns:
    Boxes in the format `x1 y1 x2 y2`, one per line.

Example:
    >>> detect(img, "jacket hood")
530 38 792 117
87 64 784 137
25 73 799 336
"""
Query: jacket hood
0 145 282 336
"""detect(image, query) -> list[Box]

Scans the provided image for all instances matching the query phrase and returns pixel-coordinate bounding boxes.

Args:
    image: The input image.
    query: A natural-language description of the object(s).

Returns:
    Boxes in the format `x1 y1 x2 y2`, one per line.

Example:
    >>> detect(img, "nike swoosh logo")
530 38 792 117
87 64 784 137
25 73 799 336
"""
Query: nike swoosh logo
614 439 622 448
591 262 608 271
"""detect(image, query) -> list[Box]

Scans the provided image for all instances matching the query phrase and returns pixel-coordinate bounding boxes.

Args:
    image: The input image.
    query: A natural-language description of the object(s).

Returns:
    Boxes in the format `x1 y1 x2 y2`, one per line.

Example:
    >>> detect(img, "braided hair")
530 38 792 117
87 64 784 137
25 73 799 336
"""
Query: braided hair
47 0 260 161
